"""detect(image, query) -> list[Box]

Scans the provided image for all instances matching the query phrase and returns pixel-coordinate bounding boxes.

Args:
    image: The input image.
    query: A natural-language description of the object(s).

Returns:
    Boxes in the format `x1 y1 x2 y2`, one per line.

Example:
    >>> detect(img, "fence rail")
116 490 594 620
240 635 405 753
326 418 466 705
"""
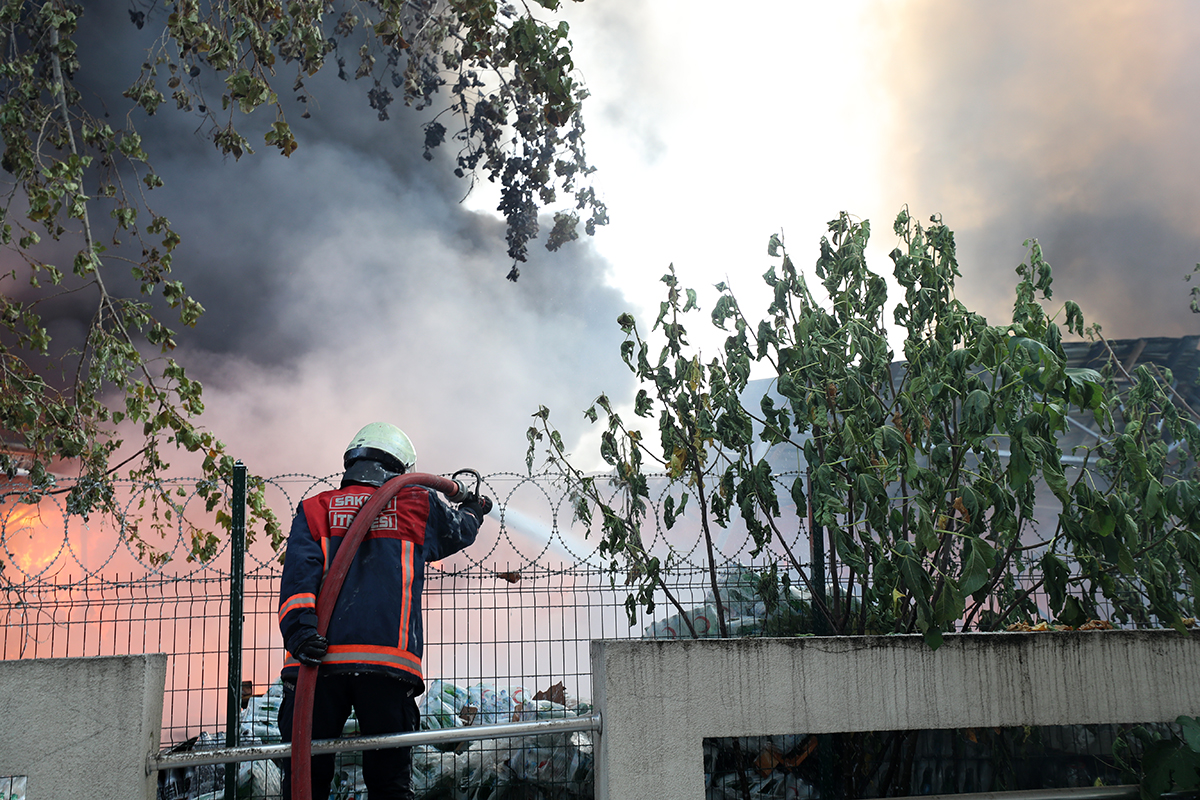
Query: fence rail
148 713 603 772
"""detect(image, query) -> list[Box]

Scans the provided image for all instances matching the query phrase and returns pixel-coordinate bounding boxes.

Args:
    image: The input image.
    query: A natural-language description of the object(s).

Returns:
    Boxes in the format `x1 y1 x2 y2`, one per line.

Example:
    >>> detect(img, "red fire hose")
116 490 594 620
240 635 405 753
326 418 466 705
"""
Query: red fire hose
291 471 477 800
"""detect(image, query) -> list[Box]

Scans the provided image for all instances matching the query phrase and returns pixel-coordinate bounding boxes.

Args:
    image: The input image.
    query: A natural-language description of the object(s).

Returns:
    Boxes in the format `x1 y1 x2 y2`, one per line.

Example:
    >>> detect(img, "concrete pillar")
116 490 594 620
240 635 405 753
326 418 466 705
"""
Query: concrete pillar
0 654 167 800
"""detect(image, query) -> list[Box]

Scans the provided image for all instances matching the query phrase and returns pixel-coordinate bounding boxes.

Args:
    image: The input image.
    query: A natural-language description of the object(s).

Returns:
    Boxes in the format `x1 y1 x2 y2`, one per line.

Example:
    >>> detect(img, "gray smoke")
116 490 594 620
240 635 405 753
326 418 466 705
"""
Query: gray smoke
67 7 633 479
32 1 1200 486
877 0 1200 336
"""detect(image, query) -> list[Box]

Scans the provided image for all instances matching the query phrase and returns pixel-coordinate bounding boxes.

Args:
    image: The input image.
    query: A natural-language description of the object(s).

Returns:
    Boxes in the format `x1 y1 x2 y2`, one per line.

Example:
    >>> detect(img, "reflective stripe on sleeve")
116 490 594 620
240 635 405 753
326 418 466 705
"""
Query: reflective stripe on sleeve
278 592 316 622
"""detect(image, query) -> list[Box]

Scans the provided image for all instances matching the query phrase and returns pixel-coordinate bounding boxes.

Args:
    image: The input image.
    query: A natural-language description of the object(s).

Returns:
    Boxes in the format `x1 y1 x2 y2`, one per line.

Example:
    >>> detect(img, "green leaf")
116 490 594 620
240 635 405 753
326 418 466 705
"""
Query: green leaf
1098 509 1117 538
1117 543 1136 576
1178 716 1200 754
960 537 995 596
711 294 736 329
854 473 885 510
1008 442 1034 489
934 577 965 626
1064 367 1105 410
768 233 782 257
1061 595 1088 627
1141 739 1200 799
962 389 992 435
634 389 653 418
833 527 867 573
1008 335 1055 366
915 510 938 552
1145 478 1164 520
1041 552 1069 613
875 425 909 459
789 475 808 517
895 540 934 617
599 431 619 466
1044 459 1069 504
715 406 753 449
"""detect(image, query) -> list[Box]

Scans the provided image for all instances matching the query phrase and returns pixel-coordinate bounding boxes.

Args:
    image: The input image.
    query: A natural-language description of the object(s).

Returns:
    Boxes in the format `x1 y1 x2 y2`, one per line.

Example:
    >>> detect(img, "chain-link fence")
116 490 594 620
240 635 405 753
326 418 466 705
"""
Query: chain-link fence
1 469 1191 799
1 470 810 799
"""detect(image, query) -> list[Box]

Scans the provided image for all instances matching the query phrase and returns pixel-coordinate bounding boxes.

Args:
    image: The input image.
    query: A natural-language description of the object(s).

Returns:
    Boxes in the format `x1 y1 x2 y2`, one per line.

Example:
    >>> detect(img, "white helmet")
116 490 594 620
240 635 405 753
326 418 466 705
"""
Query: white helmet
343 422 417 474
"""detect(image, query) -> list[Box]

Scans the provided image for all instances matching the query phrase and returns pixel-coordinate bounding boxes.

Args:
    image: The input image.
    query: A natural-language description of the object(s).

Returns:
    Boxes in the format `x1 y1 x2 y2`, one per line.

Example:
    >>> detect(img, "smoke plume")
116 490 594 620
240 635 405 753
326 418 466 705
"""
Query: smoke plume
877 0 1200 335
69 7 634 481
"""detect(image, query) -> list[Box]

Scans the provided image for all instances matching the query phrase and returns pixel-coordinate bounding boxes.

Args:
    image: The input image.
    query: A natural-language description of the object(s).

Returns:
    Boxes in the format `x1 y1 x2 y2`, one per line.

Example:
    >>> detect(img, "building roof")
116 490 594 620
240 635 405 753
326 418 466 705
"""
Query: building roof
1063 336 1200 407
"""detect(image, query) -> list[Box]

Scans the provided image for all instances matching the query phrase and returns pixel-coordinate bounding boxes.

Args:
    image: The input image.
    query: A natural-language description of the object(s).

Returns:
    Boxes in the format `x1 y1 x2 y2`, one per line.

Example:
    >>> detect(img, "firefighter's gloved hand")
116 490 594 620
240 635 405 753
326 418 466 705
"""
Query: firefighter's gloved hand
460 495 493 523
295 633 328 667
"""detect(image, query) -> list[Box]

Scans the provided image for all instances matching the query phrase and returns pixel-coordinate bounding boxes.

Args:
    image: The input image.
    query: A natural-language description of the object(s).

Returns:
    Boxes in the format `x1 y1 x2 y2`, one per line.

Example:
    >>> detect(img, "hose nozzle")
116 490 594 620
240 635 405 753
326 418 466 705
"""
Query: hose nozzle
448 468 482 503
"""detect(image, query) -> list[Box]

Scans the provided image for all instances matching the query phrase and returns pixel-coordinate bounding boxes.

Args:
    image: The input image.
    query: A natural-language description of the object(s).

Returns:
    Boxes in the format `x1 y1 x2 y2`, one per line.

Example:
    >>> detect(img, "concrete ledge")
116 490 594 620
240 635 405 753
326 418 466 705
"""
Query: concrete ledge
0 654 167 800
591 631 1200 800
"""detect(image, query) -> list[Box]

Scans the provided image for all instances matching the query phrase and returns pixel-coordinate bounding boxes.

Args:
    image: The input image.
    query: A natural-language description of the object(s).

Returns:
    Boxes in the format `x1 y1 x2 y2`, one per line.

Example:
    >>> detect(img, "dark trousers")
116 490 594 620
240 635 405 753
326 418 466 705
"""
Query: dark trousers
279 673 420 800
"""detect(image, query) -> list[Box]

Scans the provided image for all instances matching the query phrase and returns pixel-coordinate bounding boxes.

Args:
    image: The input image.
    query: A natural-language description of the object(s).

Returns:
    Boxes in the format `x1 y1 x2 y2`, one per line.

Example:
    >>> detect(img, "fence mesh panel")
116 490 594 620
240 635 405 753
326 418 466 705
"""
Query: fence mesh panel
2 470 1192 799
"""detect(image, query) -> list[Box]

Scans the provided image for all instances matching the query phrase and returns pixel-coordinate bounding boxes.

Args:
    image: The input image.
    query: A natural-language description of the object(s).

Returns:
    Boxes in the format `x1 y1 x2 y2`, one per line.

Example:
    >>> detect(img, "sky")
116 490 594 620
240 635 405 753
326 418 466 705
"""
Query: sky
8 1 1200 527
556 0 1200 337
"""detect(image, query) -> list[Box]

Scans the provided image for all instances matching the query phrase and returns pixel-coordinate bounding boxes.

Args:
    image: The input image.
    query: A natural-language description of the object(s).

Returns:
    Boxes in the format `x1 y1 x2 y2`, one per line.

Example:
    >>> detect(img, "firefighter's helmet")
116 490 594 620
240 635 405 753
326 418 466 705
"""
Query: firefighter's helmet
343 422 416 474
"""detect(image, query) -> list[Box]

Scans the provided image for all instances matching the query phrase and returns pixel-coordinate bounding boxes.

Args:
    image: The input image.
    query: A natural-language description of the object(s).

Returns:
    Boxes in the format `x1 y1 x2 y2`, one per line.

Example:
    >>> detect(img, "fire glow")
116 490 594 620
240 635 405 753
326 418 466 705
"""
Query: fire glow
1 503 62 576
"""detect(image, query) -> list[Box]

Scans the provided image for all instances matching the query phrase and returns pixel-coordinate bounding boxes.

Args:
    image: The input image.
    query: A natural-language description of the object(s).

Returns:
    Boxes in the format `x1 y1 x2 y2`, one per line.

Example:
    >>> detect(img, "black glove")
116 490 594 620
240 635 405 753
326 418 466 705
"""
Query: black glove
460 495 493 523
295 633 328 667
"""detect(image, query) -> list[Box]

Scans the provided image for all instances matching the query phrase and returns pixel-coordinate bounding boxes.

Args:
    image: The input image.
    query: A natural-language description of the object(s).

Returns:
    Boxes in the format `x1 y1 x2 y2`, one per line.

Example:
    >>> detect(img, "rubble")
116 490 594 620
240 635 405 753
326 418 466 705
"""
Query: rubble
158 678 593 799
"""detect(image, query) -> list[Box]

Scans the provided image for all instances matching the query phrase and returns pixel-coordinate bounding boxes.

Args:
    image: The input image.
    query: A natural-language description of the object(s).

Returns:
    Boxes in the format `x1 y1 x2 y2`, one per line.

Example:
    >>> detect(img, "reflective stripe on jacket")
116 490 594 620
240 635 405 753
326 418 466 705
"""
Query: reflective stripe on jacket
278 483 479 688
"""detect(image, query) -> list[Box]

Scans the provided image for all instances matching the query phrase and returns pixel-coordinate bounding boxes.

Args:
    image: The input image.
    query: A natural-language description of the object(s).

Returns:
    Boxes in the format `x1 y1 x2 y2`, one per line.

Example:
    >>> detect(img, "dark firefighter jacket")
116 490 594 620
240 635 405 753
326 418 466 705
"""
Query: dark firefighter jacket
277 483 480 690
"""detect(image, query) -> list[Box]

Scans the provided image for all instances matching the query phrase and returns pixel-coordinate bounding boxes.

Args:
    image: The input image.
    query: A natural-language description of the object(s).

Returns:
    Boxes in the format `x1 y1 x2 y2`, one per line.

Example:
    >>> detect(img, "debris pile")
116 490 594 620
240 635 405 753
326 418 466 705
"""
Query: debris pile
156 730 282 800
157 678 593 799
413 679 594 800
643 568 811 640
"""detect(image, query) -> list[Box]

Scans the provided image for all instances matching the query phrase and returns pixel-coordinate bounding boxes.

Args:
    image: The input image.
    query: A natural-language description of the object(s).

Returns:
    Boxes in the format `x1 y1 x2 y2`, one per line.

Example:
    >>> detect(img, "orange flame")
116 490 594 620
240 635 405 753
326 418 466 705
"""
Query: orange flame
2 503 61 575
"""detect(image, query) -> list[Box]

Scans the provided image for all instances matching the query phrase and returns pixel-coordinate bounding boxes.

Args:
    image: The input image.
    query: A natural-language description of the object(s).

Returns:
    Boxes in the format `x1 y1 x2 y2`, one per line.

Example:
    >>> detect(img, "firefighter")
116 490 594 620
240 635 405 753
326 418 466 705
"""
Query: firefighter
276 422 491 799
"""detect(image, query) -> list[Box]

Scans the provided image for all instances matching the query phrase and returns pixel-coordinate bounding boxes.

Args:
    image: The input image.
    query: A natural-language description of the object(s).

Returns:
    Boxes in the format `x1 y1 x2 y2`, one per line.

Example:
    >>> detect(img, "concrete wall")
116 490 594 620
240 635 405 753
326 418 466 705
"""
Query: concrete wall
0 654 167 800
591 631 1200 800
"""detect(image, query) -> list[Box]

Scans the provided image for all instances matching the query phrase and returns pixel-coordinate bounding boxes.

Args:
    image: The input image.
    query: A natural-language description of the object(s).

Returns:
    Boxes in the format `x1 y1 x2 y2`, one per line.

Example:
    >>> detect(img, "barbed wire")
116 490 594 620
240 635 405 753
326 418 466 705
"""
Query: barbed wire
0 470 813 587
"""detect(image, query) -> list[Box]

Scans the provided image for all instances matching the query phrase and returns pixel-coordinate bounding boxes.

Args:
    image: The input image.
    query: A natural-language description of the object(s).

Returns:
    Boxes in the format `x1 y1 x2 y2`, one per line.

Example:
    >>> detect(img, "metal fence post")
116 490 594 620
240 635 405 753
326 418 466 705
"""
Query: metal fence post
225 461 247 799
807 467 839 799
